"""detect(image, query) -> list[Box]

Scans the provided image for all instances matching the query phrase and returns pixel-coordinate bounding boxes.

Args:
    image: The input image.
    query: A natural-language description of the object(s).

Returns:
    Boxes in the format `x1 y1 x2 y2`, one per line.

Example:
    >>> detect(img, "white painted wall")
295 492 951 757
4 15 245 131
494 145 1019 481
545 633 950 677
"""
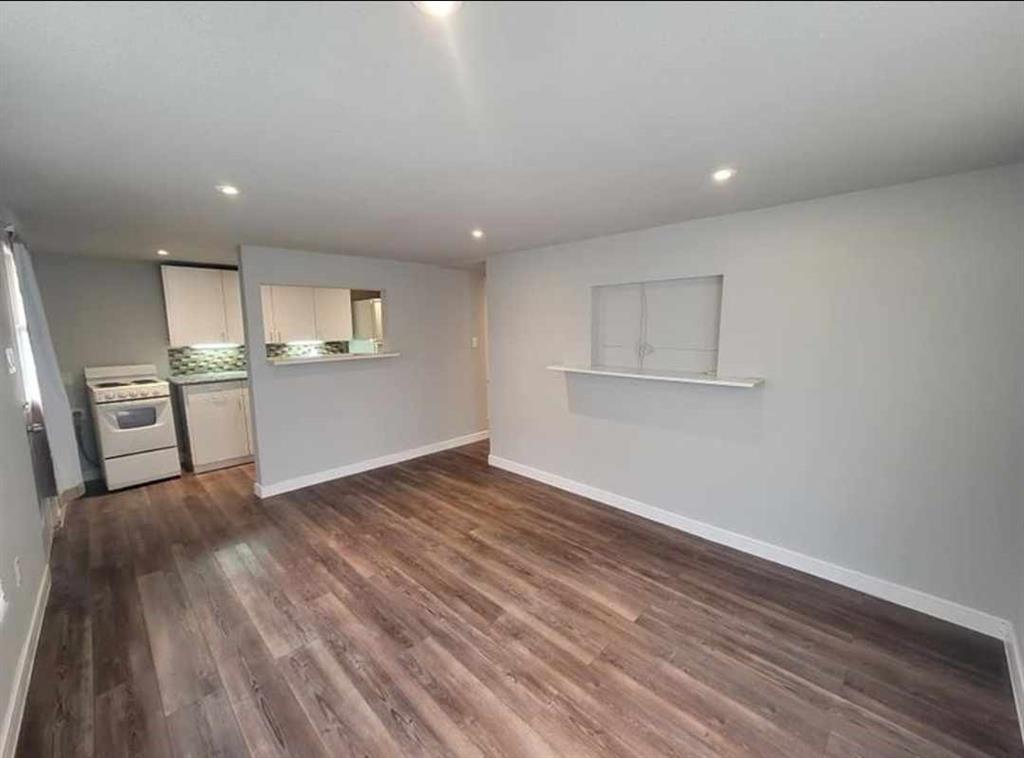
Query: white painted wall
0 240 47 756
239 246 488 490
32 254 171 480
486 164 1024 625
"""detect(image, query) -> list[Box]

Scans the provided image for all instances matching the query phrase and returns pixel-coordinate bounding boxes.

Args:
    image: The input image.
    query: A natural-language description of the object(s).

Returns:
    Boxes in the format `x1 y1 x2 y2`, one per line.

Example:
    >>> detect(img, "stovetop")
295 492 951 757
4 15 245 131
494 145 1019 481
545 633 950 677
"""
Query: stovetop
85 364 170 403
94 378 162 388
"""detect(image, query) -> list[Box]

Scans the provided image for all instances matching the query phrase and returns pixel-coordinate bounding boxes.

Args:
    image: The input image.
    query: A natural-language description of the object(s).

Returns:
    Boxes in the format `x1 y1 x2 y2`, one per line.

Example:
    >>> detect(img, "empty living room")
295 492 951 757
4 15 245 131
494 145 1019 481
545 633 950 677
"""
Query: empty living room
0 2 1022 756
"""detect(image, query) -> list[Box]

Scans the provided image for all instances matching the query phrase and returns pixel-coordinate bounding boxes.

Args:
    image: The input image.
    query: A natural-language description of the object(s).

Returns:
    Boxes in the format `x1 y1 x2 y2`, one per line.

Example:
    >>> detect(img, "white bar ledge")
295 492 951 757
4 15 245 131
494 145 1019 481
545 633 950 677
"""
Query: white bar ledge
547 364 764 388
269 352 400 366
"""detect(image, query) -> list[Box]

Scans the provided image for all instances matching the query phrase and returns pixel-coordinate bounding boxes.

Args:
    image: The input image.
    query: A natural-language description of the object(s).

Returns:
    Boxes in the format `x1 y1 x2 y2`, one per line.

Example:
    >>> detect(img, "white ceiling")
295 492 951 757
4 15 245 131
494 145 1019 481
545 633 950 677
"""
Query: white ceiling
1 1 1021 267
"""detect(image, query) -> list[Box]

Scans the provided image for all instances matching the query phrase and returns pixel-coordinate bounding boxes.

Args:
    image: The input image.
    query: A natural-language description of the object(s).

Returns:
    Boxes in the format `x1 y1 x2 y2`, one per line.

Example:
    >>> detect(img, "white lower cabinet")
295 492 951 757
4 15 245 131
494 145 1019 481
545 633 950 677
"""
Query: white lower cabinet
182 381 253 472
241 385 254 454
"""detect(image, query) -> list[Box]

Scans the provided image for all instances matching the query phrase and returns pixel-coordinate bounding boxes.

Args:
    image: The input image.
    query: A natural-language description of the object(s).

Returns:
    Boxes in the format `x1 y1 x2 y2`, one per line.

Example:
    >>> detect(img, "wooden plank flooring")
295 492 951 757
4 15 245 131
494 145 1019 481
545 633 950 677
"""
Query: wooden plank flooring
16 441 1024 757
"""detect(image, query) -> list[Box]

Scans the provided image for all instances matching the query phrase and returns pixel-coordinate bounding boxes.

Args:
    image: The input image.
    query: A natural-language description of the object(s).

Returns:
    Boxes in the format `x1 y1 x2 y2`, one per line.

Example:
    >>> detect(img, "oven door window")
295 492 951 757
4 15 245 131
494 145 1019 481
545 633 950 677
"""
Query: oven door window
114 406 158 429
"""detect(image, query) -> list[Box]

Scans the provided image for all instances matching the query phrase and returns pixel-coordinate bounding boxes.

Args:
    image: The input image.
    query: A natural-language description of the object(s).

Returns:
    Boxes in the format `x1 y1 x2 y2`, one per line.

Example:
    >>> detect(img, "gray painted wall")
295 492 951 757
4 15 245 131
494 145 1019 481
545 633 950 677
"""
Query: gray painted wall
239 246 488 489
32 254 171 480
1017 492 1024 658
1017 544 1024 683
0 244 46 752
486 164 1024 623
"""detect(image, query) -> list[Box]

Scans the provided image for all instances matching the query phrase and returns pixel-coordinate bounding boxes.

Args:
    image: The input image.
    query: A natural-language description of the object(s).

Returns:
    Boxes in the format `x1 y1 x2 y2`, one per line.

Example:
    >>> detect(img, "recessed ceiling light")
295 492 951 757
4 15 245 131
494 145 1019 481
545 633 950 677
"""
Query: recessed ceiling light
157 249 170 256
413 1 462 18
471 228 484 239
712 167 737 183
216 184 240 196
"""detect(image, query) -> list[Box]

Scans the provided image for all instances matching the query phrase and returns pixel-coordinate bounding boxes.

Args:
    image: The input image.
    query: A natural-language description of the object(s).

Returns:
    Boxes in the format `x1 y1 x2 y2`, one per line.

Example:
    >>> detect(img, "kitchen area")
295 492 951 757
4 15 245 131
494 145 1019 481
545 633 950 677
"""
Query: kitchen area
32 254 385 492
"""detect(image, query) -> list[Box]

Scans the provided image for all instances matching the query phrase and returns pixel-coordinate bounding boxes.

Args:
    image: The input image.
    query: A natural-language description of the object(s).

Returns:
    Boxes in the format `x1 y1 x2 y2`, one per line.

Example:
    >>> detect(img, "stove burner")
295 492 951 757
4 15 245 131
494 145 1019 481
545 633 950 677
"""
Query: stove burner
132 379 160 384
95 381 128 388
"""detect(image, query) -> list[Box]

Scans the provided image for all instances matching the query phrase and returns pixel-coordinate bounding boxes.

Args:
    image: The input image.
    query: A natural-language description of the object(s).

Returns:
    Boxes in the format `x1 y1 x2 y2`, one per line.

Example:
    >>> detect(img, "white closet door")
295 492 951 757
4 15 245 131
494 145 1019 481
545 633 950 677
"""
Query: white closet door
642 276 722 373
271 285 317 342
591 284 642 368
314 288 353 341
161 266 229 346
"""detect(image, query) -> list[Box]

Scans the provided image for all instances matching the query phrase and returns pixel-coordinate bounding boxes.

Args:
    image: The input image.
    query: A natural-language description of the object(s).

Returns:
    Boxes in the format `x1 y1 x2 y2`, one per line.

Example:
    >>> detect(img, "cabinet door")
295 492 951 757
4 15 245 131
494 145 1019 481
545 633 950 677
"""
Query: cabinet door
185 383 249 466
260 285 277 343
313 288 353 341
271 286 317 342
591 284 642 368
643 276 722 373
222 270 245 344
240 384 254 455
162 266 229 346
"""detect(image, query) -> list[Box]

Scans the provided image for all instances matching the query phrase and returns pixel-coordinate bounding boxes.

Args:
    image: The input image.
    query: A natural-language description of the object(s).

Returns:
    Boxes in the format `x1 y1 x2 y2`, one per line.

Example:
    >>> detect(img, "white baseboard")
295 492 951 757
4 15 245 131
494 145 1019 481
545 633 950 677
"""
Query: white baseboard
1 565 51 758
255 430 490 498
488 454 1009 640
1005 622 1024 747
193 454 254 474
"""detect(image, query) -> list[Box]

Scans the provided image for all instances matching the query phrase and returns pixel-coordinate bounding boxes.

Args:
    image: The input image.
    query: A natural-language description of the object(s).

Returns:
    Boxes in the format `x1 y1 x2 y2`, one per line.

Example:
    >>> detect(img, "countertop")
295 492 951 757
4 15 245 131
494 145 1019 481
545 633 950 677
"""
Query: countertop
168 371 248 386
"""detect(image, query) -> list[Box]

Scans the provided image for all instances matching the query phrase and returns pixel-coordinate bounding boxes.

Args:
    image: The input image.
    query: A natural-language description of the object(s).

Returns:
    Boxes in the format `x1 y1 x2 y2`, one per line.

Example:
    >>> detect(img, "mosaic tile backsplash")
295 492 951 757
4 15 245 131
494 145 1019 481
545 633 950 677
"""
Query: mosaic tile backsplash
168 342 351 375
169 345 247 375
265 342 349 359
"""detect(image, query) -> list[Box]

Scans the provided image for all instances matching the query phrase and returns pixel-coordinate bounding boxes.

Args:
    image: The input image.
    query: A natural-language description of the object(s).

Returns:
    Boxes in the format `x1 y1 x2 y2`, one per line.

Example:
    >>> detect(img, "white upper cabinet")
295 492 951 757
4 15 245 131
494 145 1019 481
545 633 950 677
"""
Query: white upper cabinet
590 275 723 374
592 284 642 369
162 265 244 347
260 285 276 343
314 287 353 341
221 270 245 344
260 285 358 344
264 285 317 343
642 276 722 373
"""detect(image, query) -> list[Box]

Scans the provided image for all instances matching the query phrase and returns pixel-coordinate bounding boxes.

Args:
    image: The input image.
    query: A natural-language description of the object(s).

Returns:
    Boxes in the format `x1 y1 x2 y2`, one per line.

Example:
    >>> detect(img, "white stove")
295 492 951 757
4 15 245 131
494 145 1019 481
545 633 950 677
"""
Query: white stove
85 364 181 490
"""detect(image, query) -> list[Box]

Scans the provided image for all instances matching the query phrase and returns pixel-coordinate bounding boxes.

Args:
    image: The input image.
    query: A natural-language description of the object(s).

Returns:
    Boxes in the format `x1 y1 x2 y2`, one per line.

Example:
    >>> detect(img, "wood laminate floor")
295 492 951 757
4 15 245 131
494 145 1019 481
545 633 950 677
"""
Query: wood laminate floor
16 441 1024 757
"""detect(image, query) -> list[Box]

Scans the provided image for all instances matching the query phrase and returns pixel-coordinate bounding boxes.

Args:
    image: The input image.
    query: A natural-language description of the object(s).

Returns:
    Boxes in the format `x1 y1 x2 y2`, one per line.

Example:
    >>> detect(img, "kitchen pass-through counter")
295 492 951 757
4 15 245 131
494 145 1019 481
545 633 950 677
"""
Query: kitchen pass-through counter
169 370 248 386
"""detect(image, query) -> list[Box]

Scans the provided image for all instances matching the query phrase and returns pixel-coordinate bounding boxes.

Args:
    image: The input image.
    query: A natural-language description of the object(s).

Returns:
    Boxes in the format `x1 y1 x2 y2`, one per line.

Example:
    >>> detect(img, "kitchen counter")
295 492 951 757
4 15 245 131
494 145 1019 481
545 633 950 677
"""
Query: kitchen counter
169 371 248 386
